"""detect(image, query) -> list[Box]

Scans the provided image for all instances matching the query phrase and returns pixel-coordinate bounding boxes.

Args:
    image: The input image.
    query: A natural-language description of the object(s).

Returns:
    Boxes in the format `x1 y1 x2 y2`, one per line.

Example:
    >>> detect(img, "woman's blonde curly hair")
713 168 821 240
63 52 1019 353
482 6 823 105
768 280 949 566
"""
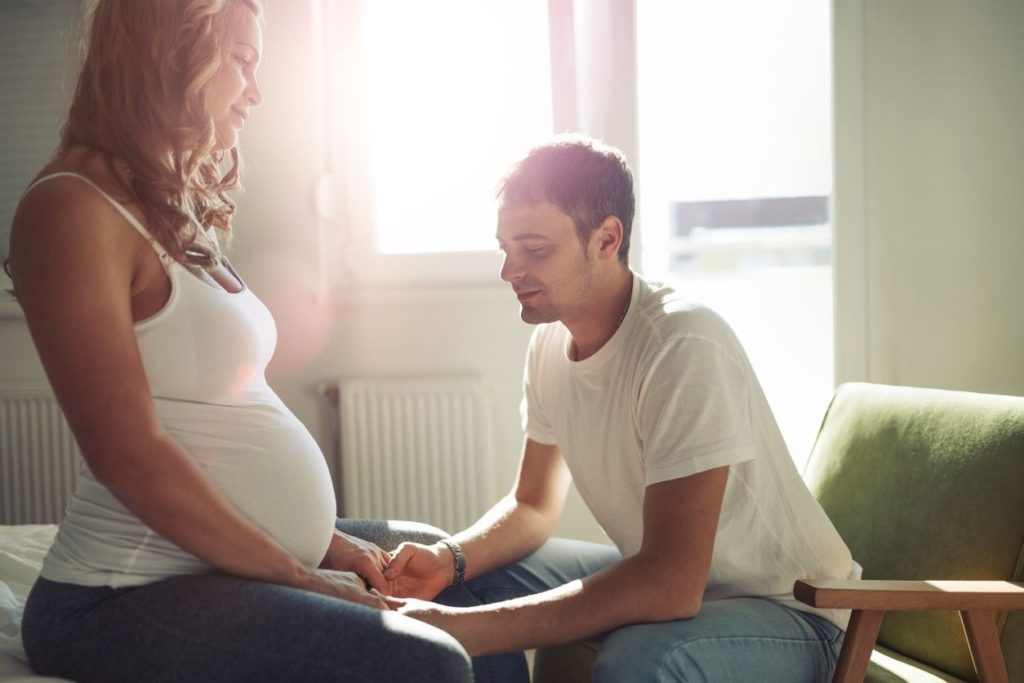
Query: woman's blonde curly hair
62 0 262 267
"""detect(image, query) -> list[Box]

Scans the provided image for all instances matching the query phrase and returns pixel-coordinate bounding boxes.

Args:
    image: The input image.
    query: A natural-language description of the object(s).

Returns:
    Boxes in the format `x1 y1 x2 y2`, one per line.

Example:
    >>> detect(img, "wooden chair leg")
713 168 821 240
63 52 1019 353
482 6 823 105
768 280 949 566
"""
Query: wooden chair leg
959 610 1009 683
832 609 884 683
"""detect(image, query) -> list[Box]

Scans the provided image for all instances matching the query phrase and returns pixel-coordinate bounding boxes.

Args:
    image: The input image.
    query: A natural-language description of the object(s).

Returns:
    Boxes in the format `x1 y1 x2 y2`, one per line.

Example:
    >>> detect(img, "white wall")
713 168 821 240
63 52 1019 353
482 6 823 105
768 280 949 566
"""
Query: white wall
834 0 1024 394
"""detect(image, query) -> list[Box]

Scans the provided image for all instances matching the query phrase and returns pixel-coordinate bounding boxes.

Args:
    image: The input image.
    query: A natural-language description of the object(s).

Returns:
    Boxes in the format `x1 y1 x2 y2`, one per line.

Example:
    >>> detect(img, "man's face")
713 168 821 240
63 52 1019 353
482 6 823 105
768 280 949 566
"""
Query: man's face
496 200 596 325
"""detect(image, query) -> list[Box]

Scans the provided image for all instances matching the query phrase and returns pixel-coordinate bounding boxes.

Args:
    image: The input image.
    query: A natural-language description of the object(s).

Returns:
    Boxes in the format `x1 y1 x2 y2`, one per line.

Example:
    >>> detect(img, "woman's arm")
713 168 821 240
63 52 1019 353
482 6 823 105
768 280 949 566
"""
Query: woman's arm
9 179 382 607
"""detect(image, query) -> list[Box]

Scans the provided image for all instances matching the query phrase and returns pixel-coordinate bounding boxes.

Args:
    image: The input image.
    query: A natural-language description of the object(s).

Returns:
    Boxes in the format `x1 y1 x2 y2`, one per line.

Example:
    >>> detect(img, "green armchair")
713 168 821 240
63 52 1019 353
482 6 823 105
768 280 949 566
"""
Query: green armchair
795 382 1024 682
533 383 1024 682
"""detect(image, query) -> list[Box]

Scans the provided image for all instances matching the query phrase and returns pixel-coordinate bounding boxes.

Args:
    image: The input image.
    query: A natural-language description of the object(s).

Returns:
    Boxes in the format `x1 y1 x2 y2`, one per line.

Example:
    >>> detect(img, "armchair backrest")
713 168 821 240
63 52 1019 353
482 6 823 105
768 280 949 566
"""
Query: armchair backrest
802 383 1024 682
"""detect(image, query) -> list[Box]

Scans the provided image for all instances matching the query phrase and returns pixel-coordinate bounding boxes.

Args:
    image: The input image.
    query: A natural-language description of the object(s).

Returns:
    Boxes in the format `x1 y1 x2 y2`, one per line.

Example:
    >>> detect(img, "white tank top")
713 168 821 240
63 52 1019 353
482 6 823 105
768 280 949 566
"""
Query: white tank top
27 173 338 587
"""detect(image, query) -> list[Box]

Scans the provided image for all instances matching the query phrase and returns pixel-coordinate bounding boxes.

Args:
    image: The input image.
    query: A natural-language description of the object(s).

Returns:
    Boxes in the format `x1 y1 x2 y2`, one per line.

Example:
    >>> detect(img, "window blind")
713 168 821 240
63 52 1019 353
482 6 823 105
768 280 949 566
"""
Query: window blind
0 0 83 261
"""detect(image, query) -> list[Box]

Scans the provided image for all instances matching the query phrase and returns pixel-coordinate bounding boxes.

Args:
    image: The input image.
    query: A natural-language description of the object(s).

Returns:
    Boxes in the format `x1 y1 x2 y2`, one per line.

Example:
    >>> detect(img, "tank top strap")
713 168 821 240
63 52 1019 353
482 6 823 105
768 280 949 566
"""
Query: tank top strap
23 172 173 262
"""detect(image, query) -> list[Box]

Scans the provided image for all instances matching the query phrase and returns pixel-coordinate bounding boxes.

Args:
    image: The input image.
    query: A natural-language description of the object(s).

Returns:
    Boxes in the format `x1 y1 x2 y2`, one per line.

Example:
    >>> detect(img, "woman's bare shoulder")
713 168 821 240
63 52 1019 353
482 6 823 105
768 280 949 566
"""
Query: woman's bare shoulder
10 150 144 256
8 159 152 302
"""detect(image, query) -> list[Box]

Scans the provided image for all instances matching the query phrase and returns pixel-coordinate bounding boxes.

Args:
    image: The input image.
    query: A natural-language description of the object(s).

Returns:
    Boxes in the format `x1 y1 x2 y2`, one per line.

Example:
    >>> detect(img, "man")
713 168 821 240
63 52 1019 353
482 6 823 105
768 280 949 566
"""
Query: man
384 135 858 682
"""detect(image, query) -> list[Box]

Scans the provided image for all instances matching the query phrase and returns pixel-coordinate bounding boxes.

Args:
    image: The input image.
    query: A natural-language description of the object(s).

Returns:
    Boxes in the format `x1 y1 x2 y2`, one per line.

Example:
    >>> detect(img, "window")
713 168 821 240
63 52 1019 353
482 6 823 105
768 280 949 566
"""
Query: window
318 0 554 286
314 0 835 465
637 0 834 467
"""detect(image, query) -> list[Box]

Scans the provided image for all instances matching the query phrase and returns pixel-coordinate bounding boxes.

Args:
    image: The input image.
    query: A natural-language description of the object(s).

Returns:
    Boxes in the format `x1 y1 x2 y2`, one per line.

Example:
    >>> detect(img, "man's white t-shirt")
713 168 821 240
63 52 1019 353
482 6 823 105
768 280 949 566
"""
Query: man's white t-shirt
522 272 860 629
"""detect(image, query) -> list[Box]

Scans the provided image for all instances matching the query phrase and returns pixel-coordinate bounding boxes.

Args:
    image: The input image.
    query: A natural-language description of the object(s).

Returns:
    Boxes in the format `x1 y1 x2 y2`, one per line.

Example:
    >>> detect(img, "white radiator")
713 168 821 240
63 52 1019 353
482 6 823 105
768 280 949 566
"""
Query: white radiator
0 384 80 524
333 376 501 534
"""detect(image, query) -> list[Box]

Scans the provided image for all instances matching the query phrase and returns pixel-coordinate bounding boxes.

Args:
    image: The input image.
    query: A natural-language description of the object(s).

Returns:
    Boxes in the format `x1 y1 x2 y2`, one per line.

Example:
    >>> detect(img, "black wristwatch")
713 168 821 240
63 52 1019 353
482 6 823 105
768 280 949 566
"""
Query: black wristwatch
439 538 466 586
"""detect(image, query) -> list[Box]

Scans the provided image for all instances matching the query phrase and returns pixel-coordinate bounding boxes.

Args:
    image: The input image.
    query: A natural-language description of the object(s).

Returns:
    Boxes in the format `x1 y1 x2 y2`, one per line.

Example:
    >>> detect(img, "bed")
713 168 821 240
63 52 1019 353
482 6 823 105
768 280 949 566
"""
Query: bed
0 525 71 682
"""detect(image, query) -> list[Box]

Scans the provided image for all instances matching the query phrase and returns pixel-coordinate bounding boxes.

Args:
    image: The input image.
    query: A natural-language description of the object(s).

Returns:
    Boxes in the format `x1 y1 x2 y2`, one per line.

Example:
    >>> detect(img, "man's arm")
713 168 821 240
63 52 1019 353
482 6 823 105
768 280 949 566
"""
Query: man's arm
385 438 572 598
393 465 729 656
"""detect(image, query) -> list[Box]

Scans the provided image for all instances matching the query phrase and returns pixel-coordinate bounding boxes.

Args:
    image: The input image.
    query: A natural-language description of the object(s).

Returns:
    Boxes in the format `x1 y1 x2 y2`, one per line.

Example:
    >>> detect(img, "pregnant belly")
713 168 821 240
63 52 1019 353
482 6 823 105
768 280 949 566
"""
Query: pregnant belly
161 399 338 567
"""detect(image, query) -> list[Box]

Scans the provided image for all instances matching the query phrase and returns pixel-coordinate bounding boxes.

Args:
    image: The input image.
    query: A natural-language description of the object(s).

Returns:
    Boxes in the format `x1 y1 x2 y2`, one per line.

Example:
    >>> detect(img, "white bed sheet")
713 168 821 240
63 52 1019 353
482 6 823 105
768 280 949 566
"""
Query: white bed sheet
0 525 71 682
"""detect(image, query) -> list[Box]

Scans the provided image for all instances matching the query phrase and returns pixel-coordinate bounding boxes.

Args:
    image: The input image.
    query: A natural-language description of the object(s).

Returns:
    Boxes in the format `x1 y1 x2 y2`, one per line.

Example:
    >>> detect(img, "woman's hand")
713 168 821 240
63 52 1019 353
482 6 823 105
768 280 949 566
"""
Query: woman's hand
319 530 393 595
302 568 389 610
383 541 455 599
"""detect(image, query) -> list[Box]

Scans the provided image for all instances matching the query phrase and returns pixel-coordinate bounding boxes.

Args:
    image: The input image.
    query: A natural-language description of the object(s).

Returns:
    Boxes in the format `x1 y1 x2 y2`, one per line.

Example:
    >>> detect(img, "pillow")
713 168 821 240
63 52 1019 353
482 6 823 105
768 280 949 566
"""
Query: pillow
0 525 58 672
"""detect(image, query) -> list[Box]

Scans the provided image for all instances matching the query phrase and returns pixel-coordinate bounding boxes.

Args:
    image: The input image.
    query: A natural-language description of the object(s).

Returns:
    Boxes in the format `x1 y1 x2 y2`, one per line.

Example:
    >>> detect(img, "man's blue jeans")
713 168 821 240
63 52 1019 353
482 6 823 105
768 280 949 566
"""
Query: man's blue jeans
438 538 845 683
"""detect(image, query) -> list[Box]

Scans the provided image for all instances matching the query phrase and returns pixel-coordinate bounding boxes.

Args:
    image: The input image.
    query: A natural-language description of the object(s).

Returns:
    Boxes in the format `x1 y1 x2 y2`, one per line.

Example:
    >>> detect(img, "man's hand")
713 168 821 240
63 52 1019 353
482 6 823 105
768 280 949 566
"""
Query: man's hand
319 530 393 594
383 541 455 599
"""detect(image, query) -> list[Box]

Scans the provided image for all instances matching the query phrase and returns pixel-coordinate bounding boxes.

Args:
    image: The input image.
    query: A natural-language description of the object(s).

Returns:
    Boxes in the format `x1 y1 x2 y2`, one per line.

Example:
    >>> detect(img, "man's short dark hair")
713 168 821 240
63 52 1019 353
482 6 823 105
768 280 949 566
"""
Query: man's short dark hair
498 135 634 266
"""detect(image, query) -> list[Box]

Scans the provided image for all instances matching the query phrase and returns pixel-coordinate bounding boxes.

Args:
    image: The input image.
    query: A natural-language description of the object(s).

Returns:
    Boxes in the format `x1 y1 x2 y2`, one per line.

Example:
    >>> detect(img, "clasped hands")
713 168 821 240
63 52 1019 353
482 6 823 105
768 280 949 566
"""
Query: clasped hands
314 531 459 618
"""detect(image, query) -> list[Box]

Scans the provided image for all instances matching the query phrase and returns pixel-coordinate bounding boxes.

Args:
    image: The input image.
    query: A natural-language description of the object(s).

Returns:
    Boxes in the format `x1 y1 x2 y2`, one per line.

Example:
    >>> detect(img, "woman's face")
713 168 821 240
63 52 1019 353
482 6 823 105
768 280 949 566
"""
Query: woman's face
207 5 263 150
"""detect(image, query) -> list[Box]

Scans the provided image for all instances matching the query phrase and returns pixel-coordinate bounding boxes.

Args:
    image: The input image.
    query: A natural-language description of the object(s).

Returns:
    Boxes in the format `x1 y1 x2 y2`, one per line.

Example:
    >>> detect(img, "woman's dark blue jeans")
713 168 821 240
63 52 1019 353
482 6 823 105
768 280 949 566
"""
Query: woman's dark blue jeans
21 519 471 683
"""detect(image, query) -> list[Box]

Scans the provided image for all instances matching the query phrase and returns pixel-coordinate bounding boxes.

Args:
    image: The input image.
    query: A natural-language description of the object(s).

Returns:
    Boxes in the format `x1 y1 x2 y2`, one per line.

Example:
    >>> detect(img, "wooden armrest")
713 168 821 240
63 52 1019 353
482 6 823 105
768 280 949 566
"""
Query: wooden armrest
794 579 1024 611
795 580 1024 683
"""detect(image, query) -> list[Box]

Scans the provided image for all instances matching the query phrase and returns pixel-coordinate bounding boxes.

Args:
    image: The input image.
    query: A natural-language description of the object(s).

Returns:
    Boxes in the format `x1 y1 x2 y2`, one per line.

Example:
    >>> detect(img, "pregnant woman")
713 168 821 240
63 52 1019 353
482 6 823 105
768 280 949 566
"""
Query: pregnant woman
6 1 470 681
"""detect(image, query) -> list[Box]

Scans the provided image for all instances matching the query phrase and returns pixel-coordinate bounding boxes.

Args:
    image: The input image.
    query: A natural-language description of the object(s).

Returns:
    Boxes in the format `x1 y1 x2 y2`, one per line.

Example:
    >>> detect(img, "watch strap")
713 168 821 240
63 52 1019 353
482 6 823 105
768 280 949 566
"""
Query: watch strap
439 538 466 586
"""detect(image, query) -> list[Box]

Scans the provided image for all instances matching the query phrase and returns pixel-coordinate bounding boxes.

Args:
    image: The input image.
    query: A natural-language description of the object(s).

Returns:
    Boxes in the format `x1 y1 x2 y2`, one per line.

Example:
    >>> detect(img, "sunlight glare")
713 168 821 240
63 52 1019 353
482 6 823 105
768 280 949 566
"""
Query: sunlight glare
363 1 552 254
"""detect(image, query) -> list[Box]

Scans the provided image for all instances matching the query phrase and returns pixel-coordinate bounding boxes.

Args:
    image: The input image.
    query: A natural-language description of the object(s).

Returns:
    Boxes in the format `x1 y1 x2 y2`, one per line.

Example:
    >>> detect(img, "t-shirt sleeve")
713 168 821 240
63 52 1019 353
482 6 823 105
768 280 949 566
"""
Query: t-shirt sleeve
521 326 558 445
638 335 757 486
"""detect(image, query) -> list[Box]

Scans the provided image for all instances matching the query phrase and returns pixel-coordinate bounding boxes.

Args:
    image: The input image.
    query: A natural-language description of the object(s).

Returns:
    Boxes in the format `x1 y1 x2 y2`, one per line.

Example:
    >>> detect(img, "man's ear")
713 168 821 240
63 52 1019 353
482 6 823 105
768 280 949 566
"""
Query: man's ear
593 216 624 261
